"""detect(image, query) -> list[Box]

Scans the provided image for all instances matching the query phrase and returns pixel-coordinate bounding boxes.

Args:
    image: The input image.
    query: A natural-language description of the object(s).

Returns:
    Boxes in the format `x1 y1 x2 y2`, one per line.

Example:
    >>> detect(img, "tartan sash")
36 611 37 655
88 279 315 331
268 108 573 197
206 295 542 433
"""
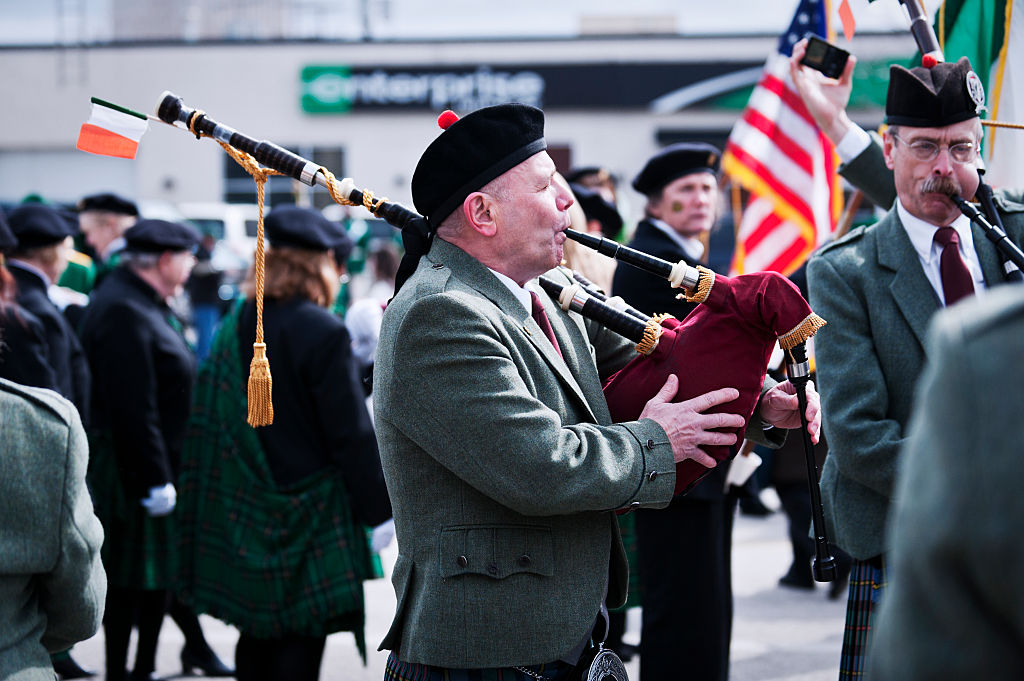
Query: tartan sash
177 300 376 654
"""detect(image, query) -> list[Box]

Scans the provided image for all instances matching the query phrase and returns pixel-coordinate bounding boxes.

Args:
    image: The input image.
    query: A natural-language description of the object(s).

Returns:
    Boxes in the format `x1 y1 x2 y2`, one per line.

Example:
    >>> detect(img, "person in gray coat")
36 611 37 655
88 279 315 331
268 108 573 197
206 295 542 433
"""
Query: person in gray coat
791 45 1024 678
869 286 1024 680
0 376 106 681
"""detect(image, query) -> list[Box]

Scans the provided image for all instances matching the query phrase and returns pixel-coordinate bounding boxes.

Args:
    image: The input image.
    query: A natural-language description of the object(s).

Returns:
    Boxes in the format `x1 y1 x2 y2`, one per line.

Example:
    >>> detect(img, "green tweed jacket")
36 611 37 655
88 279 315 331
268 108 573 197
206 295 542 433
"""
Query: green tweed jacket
372 237 681 668
0 378 106 680
808 149 1024 560
869 286 1024 680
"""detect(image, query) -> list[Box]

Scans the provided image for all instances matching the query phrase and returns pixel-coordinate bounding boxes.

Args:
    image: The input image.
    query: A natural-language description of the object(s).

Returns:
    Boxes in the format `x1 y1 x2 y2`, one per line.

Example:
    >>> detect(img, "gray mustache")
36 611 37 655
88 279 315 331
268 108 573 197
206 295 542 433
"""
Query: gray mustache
921 176 962 197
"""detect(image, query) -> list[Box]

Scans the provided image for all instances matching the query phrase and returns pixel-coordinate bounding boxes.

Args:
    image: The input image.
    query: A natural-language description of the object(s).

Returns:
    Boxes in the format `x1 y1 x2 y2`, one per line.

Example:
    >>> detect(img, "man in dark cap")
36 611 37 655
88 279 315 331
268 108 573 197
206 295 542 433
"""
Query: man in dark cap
78 219 207 681
373 104 818 679
4 204 92 417
790 44 1024 679
75 192 139 291
609 143 742 681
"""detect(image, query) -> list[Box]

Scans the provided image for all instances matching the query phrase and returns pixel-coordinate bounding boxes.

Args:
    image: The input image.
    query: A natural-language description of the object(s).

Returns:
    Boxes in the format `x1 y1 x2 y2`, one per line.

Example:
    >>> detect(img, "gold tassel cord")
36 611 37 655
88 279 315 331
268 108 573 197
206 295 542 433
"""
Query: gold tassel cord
635 319 664 356
213 140 284 427
777 313 828 351
681 265 716 303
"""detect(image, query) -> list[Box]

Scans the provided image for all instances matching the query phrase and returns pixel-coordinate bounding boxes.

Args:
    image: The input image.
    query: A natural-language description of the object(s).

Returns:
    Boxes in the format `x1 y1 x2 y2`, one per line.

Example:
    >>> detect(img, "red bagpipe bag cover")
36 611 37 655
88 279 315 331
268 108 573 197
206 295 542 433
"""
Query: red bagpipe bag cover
602 268 825 495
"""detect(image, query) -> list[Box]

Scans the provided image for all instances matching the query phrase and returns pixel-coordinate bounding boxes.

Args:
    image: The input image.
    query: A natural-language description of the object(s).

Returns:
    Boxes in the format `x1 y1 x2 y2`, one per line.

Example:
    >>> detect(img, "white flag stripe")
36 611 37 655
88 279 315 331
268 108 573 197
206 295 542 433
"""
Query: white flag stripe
730 119 814 205
89 103 149 140
987 5 1023 188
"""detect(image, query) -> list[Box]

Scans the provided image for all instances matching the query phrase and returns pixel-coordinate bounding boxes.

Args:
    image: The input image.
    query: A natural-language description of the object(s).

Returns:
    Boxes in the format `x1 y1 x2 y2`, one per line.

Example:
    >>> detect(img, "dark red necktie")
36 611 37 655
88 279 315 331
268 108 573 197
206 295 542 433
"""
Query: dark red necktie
530 291 563 358
933 227 975 306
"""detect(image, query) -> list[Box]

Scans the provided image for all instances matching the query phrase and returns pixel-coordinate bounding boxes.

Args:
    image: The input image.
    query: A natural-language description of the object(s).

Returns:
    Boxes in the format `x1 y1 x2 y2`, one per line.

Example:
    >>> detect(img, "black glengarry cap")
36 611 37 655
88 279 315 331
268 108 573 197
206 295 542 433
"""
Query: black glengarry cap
632 142 720 197
886 57 984 128
8 204 79 249
124 219 200 253
264 205 337 251
78 192 139 216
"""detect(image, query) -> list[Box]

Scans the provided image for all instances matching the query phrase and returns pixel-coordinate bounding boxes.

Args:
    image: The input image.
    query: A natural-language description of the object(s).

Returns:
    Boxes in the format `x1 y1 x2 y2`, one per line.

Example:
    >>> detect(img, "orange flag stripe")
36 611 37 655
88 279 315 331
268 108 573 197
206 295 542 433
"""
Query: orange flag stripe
76 123 140 159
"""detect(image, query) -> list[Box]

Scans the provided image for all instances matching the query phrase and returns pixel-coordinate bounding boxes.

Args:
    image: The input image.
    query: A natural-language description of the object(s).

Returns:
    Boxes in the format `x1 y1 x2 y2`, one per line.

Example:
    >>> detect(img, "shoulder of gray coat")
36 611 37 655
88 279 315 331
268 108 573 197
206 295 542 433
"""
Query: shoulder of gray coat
0 377 74 426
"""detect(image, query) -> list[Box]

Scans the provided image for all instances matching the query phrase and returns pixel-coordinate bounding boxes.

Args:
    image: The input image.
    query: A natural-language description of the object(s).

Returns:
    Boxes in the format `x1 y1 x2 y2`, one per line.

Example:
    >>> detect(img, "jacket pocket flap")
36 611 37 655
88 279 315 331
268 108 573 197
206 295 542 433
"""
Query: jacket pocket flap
438 524 554 580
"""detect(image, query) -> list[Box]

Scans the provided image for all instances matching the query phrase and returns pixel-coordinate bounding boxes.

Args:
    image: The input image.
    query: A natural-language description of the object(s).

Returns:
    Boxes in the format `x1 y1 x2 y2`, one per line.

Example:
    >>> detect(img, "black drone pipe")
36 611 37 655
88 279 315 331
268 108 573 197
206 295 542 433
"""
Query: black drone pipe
154 91 425 232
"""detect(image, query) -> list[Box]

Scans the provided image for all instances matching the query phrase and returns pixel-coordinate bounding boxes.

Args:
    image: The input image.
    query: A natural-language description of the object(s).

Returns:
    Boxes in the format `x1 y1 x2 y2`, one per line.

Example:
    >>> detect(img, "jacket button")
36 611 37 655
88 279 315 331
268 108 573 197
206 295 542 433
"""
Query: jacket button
431 263 444 269
518 554 532 567
487 563 498 575
456 555 468 568
648 471 658 481
646 439 655 449
630 501 640 509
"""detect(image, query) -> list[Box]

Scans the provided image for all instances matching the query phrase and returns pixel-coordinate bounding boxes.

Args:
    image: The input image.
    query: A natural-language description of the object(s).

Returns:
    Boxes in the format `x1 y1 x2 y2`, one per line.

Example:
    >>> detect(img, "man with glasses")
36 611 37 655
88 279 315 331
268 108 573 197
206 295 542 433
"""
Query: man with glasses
789 50 1024 679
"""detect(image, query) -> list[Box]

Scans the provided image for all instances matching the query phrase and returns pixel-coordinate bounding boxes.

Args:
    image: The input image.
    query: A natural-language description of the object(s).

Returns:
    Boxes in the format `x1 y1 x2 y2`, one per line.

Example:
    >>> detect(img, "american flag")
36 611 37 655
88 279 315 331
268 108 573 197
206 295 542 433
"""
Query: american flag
722 0 843 275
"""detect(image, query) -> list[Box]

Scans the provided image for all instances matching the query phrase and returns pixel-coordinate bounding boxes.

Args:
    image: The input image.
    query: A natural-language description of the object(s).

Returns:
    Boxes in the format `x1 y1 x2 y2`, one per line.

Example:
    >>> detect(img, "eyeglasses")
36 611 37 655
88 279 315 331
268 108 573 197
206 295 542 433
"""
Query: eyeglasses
891 133 978 164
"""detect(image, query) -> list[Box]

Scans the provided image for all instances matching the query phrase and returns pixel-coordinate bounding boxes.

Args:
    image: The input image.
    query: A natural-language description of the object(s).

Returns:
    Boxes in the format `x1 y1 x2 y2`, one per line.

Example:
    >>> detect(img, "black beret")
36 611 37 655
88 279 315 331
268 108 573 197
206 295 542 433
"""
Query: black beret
570 183 623 240
412 103 547 227
632 142 720 196
0 208 14 253
78 192 139 216
264 205 337 251
886 57 984 127
124 219 200 253
8 204 78 249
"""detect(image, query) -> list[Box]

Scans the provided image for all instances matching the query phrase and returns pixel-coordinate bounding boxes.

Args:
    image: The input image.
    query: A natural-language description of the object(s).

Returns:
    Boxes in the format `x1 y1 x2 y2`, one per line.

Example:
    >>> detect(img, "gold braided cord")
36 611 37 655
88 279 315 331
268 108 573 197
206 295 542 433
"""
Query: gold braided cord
318 166 391 216
682 265 715 303
778 312 828 351
650 313 676 325
982 119 1024 131
634 320 664 356
213 140 284 427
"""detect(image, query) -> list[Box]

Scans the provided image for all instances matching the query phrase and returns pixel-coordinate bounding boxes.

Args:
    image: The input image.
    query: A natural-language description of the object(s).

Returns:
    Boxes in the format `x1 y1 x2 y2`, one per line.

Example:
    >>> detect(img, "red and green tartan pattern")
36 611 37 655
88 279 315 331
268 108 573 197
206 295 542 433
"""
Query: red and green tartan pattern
839 557 887 679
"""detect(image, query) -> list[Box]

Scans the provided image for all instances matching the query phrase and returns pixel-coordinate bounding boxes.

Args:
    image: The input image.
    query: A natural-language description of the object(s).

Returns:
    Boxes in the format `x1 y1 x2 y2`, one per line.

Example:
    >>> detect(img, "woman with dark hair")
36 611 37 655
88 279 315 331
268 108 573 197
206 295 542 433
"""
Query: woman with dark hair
178 205 392 681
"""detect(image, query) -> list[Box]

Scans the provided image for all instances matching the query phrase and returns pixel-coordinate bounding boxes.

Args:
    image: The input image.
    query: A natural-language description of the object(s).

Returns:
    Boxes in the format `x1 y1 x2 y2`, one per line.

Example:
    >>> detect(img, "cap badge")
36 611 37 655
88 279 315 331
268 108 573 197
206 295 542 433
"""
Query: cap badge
965 70 986 112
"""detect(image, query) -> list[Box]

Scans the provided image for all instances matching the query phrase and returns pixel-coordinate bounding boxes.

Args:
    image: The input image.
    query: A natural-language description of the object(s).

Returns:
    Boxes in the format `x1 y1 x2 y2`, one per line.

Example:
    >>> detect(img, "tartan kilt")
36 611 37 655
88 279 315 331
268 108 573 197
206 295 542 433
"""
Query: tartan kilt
839 557 887 679
87 433 178 590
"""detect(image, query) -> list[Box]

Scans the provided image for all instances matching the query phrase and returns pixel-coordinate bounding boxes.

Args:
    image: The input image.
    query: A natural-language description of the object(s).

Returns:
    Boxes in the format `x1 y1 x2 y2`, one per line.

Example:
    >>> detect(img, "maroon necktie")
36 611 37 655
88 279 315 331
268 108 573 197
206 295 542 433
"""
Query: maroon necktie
530 291 563 358
933 227 975 306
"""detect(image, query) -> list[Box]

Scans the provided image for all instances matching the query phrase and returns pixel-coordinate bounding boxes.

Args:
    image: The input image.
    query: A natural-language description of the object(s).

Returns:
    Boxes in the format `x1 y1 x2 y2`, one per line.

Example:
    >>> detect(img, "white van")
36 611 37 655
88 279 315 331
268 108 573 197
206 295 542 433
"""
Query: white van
176 202 262 266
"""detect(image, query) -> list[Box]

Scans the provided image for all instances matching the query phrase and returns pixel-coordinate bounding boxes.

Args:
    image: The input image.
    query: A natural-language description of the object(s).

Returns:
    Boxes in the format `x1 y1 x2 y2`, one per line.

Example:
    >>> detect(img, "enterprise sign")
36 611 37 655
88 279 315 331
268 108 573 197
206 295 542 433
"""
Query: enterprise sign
300 62 763 113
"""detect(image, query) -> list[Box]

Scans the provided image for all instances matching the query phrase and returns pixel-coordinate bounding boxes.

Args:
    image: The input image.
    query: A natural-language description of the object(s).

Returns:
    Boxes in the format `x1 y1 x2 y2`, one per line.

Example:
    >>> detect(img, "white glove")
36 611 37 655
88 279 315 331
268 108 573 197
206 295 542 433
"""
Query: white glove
371 518 396 553
140 483 177 517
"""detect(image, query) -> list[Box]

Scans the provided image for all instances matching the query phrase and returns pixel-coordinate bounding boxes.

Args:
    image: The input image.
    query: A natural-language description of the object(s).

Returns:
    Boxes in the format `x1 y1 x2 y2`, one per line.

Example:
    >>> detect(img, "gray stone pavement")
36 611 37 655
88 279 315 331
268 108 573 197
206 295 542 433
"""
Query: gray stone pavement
71 511 845 681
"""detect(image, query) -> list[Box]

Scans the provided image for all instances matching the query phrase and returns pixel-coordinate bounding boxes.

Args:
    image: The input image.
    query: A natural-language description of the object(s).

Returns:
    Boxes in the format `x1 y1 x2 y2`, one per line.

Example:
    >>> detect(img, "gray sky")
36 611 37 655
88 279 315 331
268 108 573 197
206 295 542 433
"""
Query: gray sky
0 0 936 45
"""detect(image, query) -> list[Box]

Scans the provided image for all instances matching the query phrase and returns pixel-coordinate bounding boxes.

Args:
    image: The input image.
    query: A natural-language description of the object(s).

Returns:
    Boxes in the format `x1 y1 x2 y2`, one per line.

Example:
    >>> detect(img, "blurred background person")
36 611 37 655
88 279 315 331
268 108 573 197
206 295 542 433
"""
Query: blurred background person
0 376 106 681
561 180 622 293
177 206 392 681
75 192 139 289
611 142 747 681
184 230 226 363
80 219 229 681
5 203 91 420
0 207 58 394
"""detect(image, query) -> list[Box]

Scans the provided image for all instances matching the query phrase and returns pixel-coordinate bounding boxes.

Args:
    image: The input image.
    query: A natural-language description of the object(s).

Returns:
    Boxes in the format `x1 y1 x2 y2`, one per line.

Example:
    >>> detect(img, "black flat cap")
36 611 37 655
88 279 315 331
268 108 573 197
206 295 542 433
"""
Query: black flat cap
265 205 337 251
0 208 14 253
412 103 547 227
886 57 984 127
570 183 623 240
124 219 200 253
78 192 139 216
8 204 78 249
632 142 720 197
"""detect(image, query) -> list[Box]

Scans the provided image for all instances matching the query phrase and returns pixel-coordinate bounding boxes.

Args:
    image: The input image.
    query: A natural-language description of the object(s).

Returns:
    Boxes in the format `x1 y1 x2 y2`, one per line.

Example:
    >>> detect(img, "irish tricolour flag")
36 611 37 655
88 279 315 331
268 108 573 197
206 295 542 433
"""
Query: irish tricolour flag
77 98 149 159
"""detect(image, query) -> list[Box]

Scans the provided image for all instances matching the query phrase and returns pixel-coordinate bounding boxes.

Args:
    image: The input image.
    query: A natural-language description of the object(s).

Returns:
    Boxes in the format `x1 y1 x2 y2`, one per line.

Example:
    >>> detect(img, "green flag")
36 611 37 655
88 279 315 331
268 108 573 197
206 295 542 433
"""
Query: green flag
933 0 1008 93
